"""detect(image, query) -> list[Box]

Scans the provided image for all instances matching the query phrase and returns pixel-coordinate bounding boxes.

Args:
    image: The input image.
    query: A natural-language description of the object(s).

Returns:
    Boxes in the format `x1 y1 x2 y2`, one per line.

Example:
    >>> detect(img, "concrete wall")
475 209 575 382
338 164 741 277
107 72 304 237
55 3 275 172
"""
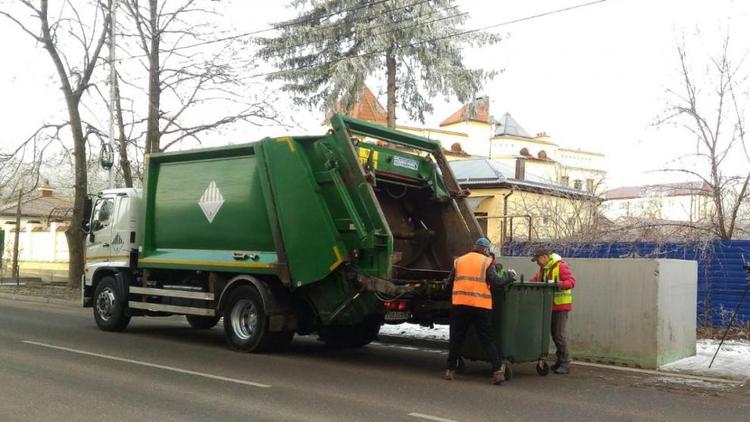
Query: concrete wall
499 257 697 369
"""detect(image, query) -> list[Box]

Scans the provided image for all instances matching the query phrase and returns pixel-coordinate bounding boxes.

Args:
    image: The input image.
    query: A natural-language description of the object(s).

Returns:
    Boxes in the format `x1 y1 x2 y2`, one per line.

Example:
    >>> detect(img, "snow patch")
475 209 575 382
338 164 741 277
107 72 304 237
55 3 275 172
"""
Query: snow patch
379 323 449 342
661 340 750 382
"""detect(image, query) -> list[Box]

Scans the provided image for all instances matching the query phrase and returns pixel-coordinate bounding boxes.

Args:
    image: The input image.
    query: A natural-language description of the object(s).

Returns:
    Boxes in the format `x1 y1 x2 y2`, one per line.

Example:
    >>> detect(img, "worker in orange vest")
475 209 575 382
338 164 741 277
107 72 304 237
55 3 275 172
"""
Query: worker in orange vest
444 237 513 385
530 249 576 374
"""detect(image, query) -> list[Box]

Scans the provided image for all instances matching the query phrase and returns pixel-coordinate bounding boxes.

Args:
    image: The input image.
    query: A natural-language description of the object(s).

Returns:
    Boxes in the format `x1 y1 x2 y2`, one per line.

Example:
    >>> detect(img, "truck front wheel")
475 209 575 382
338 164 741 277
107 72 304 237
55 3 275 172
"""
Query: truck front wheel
223 285 271 352
93 276 131 332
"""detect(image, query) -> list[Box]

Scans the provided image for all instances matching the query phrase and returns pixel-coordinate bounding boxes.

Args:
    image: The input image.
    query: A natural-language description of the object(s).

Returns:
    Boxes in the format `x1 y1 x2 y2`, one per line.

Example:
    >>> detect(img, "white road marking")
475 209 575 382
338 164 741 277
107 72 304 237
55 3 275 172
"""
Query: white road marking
408 413 459 422
22 340 271 388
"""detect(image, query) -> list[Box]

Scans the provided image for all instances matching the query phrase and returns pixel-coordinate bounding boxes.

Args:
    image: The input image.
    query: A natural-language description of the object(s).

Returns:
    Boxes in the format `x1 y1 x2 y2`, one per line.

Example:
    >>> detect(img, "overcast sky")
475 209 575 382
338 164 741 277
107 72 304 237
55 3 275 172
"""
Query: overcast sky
2 0 749 188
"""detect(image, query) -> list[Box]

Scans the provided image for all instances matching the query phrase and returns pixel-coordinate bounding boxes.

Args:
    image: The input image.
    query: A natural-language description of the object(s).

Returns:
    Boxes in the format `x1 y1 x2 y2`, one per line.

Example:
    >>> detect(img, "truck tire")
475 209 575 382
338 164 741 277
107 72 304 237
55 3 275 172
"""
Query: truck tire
93 276 131 332
186 315 220 329
223 285 274 352
320 319 381 348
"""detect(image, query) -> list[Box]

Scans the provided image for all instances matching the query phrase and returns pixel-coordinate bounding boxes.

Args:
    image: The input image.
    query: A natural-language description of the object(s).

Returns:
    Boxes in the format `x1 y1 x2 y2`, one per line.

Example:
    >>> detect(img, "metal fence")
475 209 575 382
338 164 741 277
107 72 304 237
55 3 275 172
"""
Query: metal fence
504 240 750 326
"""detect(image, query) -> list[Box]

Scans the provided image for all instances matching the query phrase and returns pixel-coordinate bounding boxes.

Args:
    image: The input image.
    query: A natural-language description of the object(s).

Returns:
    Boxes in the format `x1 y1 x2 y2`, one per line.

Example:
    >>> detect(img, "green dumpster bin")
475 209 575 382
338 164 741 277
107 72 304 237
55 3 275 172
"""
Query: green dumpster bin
460 280 555 378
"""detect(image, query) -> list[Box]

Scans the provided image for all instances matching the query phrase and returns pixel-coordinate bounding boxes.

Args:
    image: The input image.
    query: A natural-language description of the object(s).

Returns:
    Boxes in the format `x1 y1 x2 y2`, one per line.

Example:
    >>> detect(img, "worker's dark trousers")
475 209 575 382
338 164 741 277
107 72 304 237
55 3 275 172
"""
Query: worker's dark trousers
446 305 503 371
551 310 570 365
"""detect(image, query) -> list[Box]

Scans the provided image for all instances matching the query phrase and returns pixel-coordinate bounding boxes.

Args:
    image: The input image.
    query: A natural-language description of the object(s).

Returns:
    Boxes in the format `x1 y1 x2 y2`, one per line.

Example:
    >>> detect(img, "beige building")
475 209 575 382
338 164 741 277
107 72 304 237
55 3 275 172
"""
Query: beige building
0 182 72 281
398 97 607 194
602 182 714 223
450 159 600 244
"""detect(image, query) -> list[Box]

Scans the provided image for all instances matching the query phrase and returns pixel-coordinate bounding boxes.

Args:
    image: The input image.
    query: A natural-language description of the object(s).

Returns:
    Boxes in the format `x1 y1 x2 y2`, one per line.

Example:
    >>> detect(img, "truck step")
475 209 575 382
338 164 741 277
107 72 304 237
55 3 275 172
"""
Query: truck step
128 301 216 316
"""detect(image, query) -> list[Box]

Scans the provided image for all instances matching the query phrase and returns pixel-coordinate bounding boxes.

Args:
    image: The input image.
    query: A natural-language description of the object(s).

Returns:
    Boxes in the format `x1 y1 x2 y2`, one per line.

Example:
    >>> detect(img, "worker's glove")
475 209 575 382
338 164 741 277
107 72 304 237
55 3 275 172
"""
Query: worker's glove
507 269 517 281
497 268 516 285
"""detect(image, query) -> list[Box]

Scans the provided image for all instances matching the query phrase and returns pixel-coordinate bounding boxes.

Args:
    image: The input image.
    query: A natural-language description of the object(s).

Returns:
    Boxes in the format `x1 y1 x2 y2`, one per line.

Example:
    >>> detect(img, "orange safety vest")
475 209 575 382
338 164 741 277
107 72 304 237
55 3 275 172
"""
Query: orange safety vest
452 252 493 310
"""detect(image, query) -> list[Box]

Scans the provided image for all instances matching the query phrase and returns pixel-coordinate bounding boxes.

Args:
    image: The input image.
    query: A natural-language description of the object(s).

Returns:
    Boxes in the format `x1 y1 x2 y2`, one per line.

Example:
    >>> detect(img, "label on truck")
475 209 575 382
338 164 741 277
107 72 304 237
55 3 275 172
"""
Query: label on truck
392 156 419 171
358 147 379 169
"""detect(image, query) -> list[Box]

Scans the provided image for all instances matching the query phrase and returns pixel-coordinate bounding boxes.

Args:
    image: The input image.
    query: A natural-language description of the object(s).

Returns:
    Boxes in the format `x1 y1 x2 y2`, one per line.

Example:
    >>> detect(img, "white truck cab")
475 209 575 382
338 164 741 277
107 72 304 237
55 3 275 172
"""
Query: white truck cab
82 188 143 306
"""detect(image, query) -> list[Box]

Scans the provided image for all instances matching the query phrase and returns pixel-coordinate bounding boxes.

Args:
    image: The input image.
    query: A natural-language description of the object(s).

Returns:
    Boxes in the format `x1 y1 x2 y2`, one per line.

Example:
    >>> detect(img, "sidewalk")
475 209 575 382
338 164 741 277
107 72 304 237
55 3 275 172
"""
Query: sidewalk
380 322 750 383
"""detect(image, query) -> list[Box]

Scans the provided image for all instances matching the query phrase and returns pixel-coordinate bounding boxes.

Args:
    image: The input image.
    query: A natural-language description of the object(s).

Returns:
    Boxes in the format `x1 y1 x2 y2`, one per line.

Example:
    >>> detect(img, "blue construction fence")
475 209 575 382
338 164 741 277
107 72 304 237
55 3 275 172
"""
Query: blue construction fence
504 240 750 327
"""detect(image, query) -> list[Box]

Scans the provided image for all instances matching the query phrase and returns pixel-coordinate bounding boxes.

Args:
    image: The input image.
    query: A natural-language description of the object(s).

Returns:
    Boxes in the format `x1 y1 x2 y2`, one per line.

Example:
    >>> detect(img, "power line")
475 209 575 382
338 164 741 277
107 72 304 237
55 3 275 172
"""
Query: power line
241 5 465 68
241 0 609 81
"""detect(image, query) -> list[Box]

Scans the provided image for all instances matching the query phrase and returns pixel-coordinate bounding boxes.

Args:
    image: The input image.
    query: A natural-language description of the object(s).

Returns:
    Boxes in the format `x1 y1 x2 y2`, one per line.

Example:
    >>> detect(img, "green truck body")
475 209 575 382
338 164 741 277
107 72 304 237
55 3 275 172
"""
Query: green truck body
82 115 483 351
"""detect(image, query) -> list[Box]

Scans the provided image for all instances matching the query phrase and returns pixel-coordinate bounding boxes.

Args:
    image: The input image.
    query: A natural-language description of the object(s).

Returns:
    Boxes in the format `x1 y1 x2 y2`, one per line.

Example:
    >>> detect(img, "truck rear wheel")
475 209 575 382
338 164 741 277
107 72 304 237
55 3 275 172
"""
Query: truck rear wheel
223 285 288 352
186 315 220 329
320 319 381 348
93 276 131 332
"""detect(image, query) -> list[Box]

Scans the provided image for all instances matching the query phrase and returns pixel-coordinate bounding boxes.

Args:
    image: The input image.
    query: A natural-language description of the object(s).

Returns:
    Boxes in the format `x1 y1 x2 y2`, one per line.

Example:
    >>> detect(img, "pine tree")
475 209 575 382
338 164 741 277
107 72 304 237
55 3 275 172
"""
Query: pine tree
256 0 498 128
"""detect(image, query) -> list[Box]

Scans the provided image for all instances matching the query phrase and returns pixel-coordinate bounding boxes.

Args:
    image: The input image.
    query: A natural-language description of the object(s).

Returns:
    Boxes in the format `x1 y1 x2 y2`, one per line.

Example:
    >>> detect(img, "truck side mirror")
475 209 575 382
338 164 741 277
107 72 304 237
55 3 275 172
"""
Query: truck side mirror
81 197 93 233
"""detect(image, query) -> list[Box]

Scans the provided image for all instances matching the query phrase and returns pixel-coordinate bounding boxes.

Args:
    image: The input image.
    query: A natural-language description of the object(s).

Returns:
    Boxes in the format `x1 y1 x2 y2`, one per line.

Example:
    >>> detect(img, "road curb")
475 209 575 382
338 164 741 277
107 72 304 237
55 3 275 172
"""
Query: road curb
0 292 78 307
375 335 747 385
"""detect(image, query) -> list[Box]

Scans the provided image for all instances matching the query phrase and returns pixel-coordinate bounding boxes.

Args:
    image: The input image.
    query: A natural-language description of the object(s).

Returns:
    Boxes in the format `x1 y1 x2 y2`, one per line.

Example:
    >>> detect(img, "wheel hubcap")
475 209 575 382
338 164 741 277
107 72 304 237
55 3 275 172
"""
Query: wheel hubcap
96 287 116 321
230 299 258 340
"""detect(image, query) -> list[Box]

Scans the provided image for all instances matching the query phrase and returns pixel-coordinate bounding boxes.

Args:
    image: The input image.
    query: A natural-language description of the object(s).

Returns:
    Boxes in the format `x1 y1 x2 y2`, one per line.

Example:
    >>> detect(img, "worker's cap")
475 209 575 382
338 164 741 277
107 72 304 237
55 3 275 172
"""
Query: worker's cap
475 237 492 248
531 248 551 262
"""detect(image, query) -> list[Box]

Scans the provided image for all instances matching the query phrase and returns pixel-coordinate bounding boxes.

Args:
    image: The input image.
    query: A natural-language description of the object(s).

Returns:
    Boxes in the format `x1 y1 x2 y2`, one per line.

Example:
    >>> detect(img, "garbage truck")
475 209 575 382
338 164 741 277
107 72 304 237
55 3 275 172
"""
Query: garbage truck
81 114 486 352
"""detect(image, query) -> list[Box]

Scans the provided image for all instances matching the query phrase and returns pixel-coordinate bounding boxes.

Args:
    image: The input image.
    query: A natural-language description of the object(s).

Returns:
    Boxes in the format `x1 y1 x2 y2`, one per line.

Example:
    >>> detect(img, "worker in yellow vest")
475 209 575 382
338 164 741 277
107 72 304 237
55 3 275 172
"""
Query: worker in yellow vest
444 237 513 385
530 249 576 374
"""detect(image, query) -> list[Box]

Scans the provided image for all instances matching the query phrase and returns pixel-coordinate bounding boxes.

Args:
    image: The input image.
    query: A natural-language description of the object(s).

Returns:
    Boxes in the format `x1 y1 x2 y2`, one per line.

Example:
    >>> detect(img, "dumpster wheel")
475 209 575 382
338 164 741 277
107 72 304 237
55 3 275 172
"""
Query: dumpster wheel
536 360 550 376
503 360 513 381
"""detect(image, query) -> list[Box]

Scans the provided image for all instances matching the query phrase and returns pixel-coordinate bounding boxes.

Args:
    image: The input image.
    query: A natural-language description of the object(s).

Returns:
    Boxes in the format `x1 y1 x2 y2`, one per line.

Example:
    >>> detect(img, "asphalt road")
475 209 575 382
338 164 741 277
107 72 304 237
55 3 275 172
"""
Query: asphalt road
1 297 748 422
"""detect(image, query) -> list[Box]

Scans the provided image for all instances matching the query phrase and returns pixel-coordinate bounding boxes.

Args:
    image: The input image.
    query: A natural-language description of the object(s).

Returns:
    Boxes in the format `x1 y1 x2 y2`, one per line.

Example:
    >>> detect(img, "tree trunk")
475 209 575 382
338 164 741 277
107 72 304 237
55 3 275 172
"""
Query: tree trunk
38 0 98 288
114 74 133 187
386 48 396 129
145 0 161 153
65 104 88 288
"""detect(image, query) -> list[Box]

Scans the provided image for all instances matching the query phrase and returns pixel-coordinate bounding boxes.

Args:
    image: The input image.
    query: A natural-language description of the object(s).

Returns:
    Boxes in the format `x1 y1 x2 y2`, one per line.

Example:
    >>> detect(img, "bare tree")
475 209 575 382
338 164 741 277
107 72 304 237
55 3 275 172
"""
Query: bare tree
116 0 281 155
1 0 110 287
658 32 750 240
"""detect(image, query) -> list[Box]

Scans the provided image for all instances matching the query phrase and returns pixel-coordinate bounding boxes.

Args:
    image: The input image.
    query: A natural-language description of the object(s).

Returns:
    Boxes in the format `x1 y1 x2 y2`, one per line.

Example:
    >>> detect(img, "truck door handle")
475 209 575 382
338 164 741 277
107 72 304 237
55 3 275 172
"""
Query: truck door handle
102 243 110 247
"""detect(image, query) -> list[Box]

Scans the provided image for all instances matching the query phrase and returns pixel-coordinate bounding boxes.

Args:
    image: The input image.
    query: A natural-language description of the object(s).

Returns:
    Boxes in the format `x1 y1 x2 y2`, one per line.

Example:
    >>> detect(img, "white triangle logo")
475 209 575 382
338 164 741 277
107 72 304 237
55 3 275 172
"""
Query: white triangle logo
198 181 224 223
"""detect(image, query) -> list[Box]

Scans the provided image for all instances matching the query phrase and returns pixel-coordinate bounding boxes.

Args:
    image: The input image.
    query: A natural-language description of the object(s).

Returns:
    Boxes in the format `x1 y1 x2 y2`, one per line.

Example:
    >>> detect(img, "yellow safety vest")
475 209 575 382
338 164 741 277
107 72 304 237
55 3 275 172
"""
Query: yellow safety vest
543 261 573 306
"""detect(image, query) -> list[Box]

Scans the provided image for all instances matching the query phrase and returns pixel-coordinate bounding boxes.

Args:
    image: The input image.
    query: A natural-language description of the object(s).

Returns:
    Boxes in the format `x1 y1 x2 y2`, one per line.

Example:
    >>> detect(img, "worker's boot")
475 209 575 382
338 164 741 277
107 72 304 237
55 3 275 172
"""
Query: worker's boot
551 360 561 372
444 369 455 380
492 364 506 385
554 363 570 375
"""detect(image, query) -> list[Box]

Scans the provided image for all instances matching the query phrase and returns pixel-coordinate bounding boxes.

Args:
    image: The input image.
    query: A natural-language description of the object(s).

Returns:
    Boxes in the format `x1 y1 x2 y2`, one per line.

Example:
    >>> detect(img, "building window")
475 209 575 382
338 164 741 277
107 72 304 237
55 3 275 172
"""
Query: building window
560 176 569 187
573 179 583 190
475 212 488 237
586 178 595 192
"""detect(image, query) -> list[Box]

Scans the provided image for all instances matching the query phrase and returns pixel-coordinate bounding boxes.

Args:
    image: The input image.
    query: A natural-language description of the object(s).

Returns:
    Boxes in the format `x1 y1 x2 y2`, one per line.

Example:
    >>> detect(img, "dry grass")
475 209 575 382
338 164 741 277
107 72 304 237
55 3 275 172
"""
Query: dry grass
697 325 750 341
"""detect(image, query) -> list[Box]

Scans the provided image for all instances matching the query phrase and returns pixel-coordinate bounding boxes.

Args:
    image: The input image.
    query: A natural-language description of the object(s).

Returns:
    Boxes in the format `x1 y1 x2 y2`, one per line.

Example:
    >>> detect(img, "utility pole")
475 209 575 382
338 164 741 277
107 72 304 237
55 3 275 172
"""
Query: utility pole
107 0 118 189
12 190 22 285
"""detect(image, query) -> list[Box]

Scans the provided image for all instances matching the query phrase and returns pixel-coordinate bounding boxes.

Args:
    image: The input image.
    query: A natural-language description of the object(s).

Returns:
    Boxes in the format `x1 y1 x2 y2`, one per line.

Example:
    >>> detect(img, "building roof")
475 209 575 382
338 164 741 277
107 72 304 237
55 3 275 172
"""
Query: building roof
450 159 597 199
0 193 73 220
603 181 712 200
493 112 531 138
334 85 387 125
439 96 491 127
